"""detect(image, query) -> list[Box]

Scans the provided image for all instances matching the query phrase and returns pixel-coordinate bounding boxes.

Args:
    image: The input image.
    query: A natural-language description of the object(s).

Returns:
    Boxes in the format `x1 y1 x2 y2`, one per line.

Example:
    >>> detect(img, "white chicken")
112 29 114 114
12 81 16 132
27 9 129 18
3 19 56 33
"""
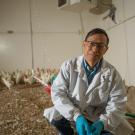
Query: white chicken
23 69 35 85
1 72 14 89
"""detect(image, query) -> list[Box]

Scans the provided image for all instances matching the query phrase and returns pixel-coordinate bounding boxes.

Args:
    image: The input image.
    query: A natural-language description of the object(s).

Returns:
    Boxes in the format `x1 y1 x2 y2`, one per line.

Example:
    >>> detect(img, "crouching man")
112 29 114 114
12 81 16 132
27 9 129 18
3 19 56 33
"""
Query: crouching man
44 28 134 135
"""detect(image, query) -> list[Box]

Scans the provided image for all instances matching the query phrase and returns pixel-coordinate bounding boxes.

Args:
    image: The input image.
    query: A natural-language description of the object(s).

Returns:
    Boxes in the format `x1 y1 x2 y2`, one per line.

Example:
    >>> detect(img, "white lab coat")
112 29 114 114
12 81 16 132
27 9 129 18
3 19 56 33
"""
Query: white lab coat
44 56 134 135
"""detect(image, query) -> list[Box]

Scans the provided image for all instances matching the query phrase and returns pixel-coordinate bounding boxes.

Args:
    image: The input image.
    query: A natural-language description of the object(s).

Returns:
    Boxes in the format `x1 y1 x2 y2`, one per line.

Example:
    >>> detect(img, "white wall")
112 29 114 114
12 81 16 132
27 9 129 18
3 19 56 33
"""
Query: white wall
31 0 82 68
0 33 32 71
0 0 31 71
125 18 135 85
33 33 81 68
0 0 82 71
0 0 135 85
106 0 135 85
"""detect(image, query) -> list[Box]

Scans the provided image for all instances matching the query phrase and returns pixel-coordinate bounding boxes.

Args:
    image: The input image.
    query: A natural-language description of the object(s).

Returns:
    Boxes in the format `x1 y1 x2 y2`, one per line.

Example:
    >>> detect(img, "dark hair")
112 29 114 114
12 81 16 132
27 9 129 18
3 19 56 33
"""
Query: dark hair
85 28 109 45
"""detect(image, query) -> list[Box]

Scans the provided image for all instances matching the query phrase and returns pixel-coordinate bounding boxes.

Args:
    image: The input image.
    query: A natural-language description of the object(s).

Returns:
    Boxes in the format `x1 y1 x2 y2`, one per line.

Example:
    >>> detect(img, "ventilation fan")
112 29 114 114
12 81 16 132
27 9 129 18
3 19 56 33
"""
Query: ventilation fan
58 0 112 14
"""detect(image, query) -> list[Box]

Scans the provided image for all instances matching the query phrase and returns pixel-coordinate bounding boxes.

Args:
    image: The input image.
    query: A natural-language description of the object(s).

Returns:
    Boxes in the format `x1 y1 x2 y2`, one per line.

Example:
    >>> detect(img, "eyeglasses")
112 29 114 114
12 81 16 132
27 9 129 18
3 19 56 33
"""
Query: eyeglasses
86 41 107 49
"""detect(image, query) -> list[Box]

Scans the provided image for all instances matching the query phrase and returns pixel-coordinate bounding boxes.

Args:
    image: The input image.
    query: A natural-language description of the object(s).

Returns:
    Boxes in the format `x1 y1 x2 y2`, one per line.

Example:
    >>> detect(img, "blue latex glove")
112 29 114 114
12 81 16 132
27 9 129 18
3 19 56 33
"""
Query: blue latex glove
91 120 104 135
76 115 92 135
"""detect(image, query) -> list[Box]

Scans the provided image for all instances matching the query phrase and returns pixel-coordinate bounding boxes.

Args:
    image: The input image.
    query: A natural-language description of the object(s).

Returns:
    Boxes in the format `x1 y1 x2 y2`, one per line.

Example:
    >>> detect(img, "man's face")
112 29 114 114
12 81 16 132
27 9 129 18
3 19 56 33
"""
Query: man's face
83 34 108 67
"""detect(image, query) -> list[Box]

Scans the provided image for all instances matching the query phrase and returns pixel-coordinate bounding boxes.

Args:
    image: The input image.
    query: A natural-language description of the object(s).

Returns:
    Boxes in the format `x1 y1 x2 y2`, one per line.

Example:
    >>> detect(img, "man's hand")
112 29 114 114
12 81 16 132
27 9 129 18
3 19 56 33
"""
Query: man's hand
91 120 104 135
76 115 92 135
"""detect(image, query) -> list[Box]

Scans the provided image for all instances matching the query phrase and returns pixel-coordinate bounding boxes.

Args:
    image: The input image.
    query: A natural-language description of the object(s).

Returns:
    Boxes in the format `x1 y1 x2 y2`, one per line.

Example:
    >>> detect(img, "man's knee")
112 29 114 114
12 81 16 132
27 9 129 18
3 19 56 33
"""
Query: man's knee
43 106 62 122
43 107 74 135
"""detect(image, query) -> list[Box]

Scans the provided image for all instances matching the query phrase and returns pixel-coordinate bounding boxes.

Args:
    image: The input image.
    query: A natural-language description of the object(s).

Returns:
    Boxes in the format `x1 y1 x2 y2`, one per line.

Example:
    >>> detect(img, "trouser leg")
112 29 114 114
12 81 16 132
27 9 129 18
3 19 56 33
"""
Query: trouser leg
51 117 74 135
101 130 113 135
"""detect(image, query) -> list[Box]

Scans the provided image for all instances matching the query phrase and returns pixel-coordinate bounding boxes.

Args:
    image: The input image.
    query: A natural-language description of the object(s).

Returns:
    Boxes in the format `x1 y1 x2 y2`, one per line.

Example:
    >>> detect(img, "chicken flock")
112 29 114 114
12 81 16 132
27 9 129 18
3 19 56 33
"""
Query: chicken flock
0 68 59 90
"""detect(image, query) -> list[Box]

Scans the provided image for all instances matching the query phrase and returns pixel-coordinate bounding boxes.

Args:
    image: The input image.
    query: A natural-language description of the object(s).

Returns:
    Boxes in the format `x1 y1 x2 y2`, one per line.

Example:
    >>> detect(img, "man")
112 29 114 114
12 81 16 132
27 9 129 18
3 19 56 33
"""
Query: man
44 28 133 135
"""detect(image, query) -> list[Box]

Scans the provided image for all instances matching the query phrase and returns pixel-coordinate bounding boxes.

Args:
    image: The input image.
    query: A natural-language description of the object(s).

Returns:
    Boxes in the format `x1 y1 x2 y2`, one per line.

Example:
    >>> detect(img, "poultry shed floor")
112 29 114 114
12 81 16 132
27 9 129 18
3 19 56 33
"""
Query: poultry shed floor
0 85 57 135
0 85 135 135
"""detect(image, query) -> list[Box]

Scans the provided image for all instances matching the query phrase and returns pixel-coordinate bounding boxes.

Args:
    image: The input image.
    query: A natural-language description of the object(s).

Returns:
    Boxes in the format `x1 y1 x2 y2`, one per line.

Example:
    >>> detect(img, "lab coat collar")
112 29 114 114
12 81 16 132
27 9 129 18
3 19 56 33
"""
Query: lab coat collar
74 55 83 73
74 55 88 83
86 59 111 95
74 56 111 92
74 55 111 82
